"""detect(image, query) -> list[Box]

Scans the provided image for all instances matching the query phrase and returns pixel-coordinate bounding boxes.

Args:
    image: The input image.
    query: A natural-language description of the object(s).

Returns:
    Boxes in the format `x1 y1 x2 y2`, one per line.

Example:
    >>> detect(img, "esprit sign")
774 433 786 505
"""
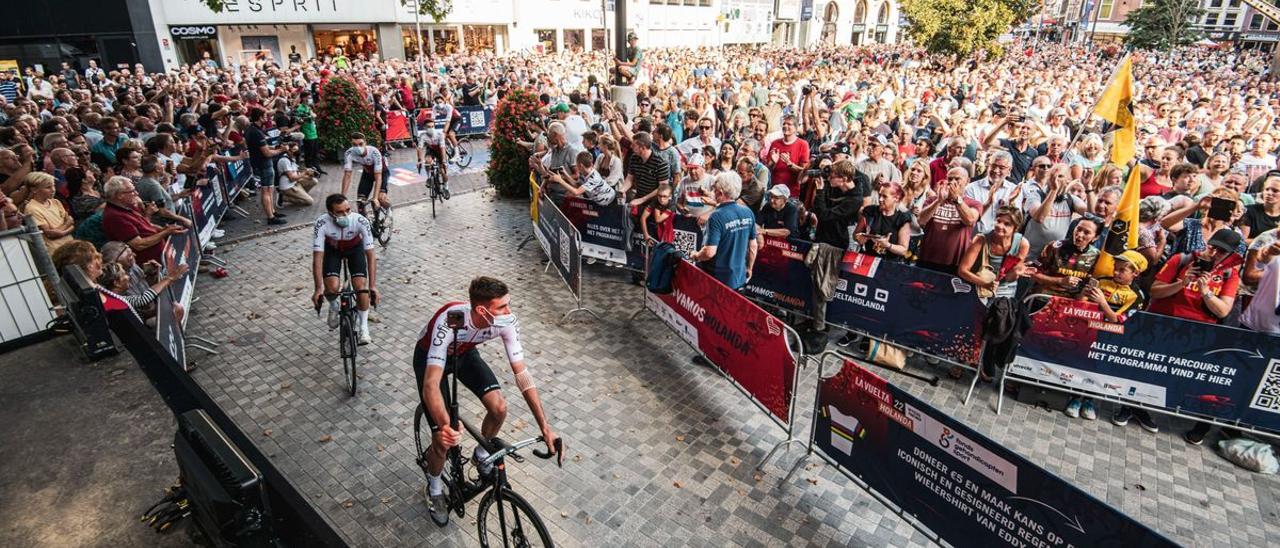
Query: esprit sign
161 0 397 24
170 26 217 40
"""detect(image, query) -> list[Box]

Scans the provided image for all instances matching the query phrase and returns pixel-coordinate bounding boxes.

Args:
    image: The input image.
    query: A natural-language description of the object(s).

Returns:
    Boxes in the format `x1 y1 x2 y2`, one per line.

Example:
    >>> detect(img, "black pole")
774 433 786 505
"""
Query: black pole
614 0 627 86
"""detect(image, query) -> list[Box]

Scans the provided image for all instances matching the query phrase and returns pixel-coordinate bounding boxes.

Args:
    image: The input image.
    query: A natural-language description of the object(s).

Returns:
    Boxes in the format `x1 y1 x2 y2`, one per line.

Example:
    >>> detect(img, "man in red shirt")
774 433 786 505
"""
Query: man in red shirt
765 115 809 198
1149 228 1243 324
929 137 967 189
101 176 183 264
916 167 981 275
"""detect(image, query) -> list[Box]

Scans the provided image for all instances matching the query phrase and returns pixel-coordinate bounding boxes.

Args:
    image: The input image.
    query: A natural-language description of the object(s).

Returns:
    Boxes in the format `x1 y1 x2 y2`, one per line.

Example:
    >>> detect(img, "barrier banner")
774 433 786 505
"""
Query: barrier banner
191 164 228 247
827 255 986 364
385 111 411 142
455 105 493 136
815 358 1177 548
156 225 201 365
743 236 816 312
534 194 582 300
745 242 986 364
557 196 703 270
645 260 796 424
1011 296 1280 433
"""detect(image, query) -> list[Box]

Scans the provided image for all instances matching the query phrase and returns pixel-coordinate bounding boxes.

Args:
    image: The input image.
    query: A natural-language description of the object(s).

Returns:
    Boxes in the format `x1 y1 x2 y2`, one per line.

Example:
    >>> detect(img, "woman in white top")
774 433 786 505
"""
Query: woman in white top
595 135 624 192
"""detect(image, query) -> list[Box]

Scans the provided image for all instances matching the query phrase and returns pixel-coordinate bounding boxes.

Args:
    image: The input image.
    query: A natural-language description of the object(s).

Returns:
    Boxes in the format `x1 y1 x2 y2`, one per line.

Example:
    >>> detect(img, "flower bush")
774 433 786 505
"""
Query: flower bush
316 77 382 160
487 88 542 199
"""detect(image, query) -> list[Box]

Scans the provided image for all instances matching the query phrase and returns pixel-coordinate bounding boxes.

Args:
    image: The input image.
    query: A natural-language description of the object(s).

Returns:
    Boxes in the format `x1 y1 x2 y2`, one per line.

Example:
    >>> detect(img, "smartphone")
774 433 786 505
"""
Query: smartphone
1207 197 1234 221
446 309 465 329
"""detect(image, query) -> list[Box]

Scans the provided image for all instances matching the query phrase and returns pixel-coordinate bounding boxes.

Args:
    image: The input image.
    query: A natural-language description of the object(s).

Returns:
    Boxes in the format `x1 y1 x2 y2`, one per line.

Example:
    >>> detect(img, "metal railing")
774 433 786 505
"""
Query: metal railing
0 216 60 350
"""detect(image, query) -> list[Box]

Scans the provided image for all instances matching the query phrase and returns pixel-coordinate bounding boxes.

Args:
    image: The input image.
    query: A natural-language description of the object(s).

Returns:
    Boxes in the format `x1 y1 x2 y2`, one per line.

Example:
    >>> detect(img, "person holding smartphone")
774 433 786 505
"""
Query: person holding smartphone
1149 228 1243 325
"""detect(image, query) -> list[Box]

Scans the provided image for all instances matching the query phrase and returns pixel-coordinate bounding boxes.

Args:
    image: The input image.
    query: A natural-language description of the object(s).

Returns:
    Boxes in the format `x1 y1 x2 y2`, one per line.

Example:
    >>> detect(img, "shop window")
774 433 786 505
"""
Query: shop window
536 29 557 52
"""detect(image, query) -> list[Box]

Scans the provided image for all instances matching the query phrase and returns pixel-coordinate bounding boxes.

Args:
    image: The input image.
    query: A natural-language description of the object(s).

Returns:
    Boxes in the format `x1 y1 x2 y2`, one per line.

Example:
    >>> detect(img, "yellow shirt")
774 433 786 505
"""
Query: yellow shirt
1097 279 1141 316
23 198 71 253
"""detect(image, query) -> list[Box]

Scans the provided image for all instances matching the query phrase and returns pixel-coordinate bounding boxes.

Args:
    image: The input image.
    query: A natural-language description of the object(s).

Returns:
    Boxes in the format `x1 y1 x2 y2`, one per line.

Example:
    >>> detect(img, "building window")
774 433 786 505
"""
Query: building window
1204 13 1218 26
1223 13 1237 27
854 0 867 23
877 3 890 24
1228 0 1240 6
700 0 710 5
1251 13 1264 30
1099 0 1114 19
1208 0 1222 7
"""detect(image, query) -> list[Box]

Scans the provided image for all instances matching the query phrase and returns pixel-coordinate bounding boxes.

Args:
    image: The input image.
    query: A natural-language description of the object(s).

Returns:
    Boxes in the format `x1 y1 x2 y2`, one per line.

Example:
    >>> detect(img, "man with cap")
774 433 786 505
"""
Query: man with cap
1149 227 1243 325
757 184 799 241
676 153 714 219
615 32 643 86
855 134 901 186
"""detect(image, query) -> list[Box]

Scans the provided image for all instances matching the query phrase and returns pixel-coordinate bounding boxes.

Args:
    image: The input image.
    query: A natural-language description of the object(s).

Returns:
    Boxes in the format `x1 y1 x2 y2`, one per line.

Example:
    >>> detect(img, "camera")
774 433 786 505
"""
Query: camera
1194 257 1214 273
446 309 465 329
802 85 813 95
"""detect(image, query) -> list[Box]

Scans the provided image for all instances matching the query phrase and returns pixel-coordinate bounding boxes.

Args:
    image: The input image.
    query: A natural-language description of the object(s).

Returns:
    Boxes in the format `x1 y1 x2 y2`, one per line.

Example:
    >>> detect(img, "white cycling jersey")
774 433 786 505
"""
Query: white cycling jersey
415 302 524 369
417 128 445 147
312 212 375 252
342 145 384 173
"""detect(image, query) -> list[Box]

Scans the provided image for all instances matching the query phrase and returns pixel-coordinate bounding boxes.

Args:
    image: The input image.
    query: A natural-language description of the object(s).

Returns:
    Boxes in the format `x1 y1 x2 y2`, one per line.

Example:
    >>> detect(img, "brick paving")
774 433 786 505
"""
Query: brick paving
185 185 1279 547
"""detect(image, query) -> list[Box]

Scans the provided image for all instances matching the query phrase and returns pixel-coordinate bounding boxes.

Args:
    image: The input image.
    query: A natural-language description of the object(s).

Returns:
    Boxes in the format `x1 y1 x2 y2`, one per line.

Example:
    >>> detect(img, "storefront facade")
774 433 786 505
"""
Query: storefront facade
145 0 773 71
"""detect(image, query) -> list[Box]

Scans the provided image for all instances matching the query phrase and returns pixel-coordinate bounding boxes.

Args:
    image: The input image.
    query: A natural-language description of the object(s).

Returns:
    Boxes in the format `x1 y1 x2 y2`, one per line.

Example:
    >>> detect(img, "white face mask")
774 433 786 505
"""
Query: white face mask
334 213 351 227
481 306 516 328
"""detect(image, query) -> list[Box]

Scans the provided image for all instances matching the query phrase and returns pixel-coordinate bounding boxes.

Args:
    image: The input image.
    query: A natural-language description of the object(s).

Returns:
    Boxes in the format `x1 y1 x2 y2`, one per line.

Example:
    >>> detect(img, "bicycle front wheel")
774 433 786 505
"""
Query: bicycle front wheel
376 206 393 248
340 312 358 397
476 488 553 548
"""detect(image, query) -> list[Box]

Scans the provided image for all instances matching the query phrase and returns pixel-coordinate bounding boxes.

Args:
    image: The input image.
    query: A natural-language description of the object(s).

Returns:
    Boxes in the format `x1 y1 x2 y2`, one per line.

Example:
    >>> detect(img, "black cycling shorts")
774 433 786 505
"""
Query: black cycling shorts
412 347 501 432
448 117 462 134
322 244 368 279
357 169 389 200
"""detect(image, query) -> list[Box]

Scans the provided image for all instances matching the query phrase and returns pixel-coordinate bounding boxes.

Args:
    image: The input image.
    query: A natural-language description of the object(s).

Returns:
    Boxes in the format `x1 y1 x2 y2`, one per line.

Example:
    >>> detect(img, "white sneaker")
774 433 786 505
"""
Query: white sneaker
358 328 371 346
327 306 339 329
203 242 217 251
211 228 226 239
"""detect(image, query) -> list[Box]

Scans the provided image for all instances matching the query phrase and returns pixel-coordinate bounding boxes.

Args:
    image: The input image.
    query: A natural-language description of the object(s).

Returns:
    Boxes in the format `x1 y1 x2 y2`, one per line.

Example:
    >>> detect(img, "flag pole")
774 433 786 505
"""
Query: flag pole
1065 52 1131 153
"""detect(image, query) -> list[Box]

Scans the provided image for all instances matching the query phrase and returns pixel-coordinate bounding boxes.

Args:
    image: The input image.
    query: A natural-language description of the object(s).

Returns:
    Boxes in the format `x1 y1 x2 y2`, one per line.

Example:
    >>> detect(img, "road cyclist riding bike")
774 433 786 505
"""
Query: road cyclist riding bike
311 194 378 345
414 276 562 526
340 132 391 216
431 94 464 158
416 122 450 192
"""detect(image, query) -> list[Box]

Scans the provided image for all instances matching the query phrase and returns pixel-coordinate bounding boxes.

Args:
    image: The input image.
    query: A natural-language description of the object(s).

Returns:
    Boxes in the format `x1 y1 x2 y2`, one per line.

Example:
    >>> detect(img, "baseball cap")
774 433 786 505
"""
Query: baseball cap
1206 228 1242 253
1114 250 1148 273
684 153 705 168
767 184 790 198
831 141 851 156
872 133 892 147
550 102 570 114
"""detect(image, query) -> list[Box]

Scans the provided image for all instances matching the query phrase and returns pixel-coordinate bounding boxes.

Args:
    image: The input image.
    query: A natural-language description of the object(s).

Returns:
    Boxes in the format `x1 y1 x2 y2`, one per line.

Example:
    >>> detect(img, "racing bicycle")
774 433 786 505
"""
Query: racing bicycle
412 318 560 547
423 159 450 219
314 265 368 396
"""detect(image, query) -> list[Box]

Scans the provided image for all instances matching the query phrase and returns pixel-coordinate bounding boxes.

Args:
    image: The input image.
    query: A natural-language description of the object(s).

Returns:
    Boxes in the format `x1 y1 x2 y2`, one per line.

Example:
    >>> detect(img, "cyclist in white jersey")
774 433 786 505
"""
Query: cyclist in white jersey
415 123 449 188
339 132 389 211
413 276 562 526
311 194 378 344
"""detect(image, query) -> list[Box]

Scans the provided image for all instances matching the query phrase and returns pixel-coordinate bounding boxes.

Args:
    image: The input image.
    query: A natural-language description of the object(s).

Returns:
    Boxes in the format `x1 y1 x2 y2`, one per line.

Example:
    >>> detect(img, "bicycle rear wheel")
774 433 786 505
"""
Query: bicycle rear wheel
476 488 553 548
414 405 464 516
340 311 358 396
454 140 473 168
429 170 439 219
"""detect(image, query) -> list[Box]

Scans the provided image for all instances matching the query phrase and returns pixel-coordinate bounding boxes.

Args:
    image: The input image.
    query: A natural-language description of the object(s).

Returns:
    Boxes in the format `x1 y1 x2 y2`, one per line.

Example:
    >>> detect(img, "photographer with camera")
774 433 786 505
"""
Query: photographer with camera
982 109 1042 185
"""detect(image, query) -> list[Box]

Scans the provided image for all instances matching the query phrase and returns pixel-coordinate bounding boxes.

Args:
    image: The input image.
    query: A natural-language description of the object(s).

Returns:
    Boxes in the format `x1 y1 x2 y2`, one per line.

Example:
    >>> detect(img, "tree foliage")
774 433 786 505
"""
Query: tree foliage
1123 0 1203 51
401 0 453 23
315 77 382 160
487 88 542 199
900 0 1036 57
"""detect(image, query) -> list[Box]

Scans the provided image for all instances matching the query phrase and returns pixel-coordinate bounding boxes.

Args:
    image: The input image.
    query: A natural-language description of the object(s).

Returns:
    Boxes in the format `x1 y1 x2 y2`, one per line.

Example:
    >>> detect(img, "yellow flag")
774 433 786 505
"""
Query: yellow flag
1093 56 1136 167
529 172 541 223
1093 165 1142 278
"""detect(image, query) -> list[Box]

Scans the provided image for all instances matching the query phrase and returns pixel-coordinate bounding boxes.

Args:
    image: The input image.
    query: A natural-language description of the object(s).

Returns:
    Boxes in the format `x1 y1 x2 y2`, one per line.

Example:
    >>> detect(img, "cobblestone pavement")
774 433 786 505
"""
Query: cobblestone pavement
213 140 491 243
186 189 1279 547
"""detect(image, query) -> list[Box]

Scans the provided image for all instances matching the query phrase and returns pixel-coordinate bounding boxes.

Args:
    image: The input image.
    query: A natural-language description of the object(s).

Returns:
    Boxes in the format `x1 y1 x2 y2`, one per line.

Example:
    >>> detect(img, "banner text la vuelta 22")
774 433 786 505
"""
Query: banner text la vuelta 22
815 358 1177 548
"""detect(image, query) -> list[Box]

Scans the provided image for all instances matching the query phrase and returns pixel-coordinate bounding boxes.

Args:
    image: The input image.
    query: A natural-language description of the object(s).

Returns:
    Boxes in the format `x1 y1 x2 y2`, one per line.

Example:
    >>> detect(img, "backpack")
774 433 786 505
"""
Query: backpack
646 242 681 294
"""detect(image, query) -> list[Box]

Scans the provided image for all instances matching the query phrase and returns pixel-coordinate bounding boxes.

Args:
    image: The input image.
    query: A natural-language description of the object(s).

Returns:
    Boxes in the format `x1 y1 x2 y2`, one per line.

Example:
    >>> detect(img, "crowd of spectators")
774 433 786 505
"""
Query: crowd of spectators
5 39 1280 446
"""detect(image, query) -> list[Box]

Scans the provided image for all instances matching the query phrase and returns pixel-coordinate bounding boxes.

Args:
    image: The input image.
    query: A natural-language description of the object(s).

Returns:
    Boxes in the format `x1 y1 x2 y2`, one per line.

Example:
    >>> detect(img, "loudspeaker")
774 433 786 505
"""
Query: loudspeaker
60 264 118 361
